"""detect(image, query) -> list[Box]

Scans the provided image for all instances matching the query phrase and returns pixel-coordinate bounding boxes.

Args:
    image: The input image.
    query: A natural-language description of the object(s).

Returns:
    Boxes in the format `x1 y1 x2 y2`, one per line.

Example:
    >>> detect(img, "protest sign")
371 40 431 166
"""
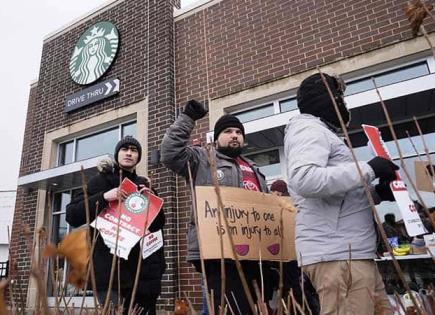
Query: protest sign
362 124 426 236
142 230 164 259
415 160 435 192
195 186 296 261
91 178 163 259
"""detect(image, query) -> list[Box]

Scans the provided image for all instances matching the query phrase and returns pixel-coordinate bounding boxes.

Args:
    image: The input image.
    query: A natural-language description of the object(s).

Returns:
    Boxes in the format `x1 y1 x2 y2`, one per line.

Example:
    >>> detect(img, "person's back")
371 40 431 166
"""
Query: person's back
285 114 378 264
284 73 398 315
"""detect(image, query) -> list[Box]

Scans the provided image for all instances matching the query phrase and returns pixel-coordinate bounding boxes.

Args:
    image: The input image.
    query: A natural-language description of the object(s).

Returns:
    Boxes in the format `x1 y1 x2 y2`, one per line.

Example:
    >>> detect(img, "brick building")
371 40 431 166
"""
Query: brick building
11 0 435 311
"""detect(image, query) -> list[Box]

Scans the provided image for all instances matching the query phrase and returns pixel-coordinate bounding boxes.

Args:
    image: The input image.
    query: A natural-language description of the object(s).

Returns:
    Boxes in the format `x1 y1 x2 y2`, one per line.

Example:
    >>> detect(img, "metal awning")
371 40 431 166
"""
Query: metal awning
17 155 110 191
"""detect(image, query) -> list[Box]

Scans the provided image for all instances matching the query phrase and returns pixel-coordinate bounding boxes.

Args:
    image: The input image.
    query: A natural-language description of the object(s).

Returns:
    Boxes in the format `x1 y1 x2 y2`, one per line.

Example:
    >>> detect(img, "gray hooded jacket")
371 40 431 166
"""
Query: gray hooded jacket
161 113 268 261
284 114 379 266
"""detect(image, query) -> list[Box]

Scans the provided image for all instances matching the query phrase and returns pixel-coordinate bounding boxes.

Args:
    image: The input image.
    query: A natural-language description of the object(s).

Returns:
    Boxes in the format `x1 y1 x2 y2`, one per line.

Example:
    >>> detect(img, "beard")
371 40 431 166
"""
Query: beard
217 144 243 158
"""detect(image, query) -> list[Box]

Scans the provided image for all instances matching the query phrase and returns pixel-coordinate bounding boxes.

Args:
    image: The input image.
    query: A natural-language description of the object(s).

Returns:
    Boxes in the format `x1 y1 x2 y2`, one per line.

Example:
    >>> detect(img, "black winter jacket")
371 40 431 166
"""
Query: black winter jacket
65 164 166 297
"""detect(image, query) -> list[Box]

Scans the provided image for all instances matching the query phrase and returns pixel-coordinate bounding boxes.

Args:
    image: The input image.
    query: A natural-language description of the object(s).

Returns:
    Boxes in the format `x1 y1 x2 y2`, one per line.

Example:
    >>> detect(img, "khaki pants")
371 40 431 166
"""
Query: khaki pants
303 260 393 315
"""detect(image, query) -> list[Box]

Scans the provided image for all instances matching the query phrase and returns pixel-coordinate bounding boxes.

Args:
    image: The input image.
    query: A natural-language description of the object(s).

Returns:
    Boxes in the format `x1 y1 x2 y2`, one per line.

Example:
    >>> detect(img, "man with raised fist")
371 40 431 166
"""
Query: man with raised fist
161 100 273 314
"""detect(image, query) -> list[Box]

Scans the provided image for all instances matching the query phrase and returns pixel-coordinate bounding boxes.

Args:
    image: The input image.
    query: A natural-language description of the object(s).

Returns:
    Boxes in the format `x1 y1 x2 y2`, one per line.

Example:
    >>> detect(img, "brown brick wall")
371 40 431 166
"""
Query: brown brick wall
173 0 435 307
175 0 435 105
11 0 177 311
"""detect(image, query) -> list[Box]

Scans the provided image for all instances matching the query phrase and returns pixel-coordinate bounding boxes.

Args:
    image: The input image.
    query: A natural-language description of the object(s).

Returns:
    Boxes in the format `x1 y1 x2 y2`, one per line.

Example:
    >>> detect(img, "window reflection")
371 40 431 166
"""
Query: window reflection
235 104 274 123
246 150 281 178
56 121 137 166
58 141 74 166
280 98 297 113
122 122 136 137
345 62 429 96
75 128 118 162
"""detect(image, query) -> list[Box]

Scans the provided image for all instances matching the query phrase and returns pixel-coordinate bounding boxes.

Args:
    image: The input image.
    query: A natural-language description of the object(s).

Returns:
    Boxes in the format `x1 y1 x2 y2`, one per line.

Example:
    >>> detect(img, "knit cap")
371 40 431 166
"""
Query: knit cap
213 114 245 141
114 136 142 164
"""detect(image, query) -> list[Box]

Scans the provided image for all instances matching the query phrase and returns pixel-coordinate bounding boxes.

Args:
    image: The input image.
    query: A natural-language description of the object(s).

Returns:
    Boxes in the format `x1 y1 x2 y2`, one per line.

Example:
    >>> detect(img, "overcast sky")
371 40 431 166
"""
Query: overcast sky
0 0 197 191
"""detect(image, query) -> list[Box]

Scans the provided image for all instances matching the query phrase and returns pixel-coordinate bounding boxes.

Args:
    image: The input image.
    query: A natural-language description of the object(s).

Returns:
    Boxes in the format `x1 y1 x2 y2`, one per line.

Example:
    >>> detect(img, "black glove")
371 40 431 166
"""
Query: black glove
183 99 208 121
367 156 399 181
375 180 395 202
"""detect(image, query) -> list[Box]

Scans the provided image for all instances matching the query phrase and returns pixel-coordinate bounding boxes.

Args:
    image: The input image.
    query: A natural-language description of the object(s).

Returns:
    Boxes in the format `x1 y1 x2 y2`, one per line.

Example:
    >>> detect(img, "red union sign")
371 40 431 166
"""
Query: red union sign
362 124 426 236
390 180 407 191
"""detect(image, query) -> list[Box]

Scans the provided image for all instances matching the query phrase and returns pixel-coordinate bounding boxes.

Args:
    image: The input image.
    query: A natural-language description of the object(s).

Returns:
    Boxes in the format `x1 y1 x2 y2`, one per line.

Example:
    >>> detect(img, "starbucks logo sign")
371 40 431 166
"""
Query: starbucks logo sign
125 193 148 214
69 21 119 85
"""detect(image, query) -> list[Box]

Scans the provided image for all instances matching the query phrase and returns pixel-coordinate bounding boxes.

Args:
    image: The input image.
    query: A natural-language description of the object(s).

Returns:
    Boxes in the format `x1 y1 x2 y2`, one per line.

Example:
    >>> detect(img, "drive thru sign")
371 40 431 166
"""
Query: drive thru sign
362 124 426 236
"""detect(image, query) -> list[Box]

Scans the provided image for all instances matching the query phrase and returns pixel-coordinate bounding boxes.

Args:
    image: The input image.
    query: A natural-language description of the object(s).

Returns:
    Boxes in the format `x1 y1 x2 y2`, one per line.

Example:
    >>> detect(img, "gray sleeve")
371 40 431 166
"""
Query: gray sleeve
285 125 375 198
160 113 203 178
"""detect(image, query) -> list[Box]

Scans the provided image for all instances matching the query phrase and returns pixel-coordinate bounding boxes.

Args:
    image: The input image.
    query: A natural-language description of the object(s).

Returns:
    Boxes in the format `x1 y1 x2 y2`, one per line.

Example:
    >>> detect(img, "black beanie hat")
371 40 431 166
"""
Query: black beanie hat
114 136 142 164
213 114 245 141
297 73 349 129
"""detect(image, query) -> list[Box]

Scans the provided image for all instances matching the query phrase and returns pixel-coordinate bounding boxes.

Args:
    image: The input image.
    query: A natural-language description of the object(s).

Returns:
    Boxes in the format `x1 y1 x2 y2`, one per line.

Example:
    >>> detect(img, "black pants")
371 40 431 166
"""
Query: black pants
193 260 275 315
282 261 320 315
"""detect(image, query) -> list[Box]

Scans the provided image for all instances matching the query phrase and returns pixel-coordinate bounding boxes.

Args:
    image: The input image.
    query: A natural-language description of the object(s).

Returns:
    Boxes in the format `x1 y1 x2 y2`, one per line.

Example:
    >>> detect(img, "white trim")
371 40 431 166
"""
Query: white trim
43 0 125 43
345 73 435 109
17 154 110 187
174 0 222 20
342 57 431 82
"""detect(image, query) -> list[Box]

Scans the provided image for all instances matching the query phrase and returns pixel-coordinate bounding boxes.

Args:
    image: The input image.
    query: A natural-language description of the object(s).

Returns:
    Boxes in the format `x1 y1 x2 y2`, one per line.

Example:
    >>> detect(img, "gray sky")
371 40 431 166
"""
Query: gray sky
0 0 197 190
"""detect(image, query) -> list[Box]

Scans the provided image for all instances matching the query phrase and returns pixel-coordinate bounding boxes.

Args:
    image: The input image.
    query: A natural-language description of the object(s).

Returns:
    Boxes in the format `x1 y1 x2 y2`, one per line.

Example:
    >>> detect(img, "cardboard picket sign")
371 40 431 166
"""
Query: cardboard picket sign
195 186 296 261
415 160 435 192
362 124 426 236
91 178 164 259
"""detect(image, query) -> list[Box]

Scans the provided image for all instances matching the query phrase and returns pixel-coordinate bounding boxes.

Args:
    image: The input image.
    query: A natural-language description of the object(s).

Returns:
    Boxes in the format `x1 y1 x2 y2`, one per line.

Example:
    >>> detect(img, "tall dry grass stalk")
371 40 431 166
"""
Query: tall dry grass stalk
187 161 213 315
205 147 227 315
206 146 258 314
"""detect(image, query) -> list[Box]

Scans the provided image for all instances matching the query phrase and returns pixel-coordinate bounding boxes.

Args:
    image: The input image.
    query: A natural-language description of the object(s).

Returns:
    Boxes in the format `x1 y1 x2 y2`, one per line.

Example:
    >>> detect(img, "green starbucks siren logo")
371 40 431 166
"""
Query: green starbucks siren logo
125 193 149 214
69 21 119 85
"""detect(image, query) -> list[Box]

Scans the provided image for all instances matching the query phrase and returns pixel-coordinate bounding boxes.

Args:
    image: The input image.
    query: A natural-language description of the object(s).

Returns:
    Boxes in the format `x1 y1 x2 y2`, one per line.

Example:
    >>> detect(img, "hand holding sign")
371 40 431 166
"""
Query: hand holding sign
367 156 400 181
91 178 164 259
362 124 426 236
103 187 129 201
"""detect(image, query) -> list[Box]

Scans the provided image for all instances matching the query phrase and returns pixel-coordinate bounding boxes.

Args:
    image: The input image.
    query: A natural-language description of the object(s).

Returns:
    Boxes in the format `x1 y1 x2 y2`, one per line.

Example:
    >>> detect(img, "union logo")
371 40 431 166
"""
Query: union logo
125 193 149 214
69 21 119 85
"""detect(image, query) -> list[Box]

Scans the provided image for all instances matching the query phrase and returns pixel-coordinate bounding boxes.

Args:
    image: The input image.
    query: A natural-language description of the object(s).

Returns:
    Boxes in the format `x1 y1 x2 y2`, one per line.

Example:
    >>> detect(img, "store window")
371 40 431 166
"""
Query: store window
76 127 119 162
235 104 274 123
122 121 136 137
58 141 74 166
345 61 430 96
48 189 85 298
57 121 136 166
279 98 297 113
234 97 299 124
245 149 281 178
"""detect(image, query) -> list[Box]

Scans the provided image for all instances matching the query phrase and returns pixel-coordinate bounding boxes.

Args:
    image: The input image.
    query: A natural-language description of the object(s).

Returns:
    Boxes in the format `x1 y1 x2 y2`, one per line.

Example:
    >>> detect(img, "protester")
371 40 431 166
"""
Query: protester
383 213 410 240
160 100 273 314
66 136 166 315
284 73 398 314
269 179 320 315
